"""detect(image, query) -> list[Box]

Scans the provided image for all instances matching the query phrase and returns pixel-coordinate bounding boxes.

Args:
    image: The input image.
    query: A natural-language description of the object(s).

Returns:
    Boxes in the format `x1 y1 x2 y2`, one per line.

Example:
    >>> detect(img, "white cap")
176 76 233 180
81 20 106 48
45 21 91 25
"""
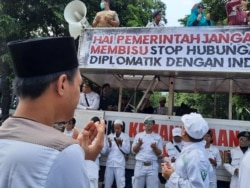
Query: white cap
181 113 208 139
172 127 182 137
114 119 123 126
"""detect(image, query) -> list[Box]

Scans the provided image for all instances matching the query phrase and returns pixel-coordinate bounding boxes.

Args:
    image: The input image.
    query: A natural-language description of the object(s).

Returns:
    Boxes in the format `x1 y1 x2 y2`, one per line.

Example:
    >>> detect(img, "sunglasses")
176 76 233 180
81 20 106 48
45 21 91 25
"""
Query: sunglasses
144 120 154 125
239 137 248 142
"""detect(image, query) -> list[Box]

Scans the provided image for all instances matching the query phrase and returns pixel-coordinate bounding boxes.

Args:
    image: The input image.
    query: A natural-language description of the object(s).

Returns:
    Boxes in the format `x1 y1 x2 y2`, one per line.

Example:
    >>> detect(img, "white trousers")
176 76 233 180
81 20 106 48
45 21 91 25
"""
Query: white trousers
230 175 238 188
104 166 125 188
133 161 159 188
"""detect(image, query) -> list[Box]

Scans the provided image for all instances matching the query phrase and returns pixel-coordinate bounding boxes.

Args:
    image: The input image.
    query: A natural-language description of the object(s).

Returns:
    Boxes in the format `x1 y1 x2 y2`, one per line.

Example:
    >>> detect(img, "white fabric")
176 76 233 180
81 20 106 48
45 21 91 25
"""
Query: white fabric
181 113 208 139
77 91 100 110
64 129 73 137
172 127 182 137
133 160 159 188
132 131 163 161
0 140 98 188
239 150 250 188
104 132 130 188
114 119 123 126
154 106 168 115
104 167 125 188
165 140 184 162
146 21 165 27
144 115 154 122
132 131 163 187
205 145 222 188
166 141 212 188
223 146 248 188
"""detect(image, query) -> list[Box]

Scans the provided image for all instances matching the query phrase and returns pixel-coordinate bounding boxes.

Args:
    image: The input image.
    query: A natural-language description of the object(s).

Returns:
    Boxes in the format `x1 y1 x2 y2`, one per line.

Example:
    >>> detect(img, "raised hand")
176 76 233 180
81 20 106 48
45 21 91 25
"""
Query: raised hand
77 119 105 161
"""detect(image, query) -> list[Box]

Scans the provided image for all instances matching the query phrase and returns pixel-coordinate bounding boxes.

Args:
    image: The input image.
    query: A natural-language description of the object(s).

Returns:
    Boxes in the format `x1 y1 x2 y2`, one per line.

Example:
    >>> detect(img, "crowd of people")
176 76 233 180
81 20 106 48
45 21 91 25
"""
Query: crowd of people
0 35 250 188
1 1 250 188
76 81 173 115
91 0 250 29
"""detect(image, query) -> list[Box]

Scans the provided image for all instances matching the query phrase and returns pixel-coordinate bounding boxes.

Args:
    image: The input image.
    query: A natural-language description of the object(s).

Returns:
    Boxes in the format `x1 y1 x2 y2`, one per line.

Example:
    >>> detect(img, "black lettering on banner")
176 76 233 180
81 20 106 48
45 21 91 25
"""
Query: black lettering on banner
166 57 224 68
150 46 157 55
90 56 98 64
228 58 250 67
150 46 183 55
117 56 125 65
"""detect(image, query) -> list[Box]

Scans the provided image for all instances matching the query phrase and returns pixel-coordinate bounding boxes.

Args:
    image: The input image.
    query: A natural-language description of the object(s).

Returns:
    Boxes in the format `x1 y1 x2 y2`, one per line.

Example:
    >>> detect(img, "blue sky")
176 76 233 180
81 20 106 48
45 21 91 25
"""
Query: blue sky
162 0 201 26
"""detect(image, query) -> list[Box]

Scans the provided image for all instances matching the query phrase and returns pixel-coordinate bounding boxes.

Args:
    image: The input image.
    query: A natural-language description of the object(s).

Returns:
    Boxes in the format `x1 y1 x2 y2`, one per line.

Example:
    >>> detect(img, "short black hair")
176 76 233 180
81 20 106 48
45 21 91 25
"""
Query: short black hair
14 68 77 99
104 0 110 4
152 10 162 18
197 3 205 9
70 117 76 125
102 83 110 89
91 116 100 122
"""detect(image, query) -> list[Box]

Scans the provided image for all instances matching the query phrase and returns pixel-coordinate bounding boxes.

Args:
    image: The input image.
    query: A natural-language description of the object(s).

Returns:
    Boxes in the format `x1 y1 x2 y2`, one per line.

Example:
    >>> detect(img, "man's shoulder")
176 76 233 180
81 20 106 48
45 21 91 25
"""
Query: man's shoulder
166 141 174 147
146 22 154 27
90 91 100 97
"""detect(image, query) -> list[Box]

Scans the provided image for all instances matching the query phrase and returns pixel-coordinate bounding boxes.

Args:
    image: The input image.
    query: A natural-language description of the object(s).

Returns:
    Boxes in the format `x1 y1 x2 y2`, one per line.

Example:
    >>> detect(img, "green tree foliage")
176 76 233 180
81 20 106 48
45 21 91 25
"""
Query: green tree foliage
0 2 21 119
85 0 166 27
232 95 250 120
178 0 228 26
202 0 228 25
0 0 166 120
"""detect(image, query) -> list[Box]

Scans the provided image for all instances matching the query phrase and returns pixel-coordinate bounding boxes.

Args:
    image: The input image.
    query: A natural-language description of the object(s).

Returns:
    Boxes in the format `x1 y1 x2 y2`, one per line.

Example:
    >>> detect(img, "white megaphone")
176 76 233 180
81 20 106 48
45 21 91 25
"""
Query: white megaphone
64 0 90 39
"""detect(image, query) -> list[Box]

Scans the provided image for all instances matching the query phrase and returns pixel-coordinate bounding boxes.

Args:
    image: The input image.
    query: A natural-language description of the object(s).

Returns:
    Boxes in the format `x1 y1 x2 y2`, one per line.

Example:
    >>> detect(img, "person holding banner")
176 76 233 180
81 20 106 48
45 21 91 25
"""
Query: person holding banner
92 0 120 27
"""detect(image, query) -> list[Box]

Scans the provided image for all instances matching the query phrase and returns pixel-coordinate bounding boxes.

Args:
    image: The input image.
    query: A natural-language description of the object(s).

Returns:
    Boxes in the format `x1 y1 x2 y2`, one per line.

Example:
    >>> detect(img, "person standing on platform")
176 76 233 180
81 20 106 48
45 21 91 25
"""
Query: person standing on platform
77 81 100 110
92 0 120 27
154 97 168 115
187 3 210 26
146 10 165 27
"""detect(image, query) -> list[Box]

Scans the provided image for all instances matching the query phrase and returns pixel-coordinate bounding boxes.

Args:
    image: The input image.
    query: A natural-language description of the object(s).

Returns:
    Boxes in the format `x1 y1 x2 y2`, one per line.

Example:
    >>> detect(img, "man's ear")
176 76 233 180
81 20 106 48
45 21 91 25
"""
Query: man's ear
182 128 187 137
55 74 67 96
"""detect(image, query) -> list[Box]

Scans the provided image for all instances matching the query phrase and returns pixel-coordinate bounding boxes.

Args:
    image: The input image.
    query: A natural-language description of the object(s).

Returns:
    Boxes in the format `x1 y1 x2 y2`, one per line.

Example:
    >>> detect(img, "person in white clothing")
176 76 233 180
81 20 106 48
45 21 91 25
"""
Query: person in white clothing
0 37 105 188
154 97 168 115
104 119 130 188
63 117 79 139
224 131 250 188
77 81 100 110
146 10 165 27
203 129 222 188
239 135 250 188
132 115 163 188
162 113 212 188
165 127 184 163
